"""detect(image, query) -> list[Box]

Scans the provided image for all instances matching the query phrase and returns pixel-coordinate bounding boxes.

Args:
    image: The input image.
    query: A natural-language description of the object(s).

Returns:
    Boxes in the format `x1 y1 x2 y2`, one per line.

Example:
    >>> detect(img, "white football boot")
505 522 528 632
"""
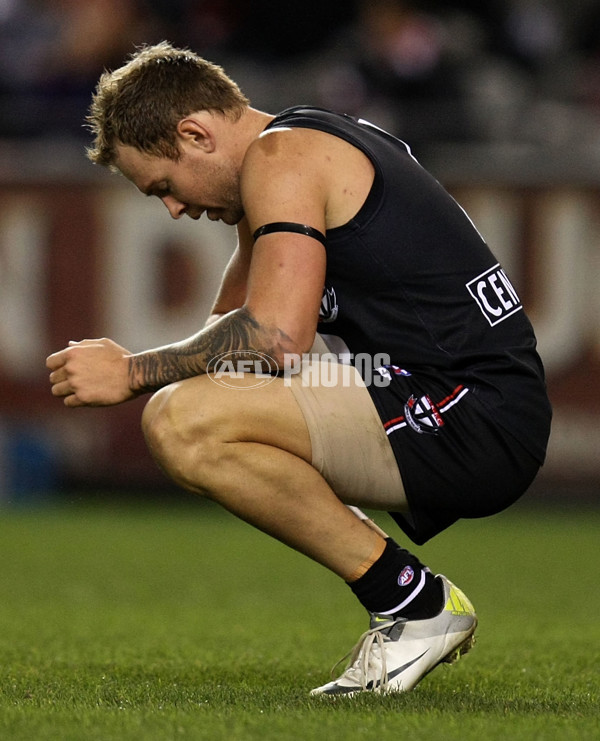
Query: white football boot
310 575 477 696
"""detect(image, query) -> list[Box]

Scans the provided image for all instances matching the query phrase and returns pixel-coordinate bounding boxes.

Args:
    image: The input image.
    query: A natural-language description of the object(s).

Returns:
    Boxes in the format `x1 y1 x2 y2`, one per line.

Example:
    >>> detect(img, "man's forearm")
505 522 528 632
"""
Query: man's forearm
128 307 295 393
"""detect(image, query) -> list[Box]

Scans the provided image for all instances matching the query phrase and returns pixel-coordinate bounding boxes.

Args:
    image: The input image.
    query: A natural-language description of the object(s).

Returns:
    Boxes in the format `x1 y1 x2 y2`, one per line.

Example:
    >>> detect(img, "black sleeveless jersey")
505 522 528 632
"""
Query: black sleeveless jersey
264 107 552 466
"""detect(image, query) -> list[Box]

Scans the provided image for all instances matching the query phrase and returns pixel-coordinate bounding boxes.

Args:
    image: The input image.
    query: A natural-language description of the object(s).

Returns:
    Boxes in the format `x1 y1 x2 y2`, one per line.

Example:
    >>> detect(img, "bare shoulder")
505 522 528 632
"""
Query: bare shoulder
243 125 360 176
241 127 331 189
240 127 330 232
241 126 374 230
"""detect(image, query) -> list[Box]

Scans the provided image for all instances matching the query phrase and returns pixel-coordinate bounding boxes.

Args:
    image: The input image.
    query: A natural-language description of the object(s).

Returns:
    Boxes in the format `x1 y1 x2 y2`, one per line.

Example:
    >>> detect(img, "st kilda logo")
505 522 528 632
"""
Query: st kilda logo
319 286 338 323
404 394 444 435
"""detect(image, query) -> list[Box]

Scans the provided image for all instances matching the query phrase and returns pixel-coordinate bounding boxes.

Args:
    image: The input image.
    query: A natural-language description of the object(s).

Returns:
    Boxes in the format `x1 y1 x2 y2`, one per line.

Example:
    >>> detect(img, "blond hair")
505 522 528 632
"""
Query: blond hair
86 41 249 167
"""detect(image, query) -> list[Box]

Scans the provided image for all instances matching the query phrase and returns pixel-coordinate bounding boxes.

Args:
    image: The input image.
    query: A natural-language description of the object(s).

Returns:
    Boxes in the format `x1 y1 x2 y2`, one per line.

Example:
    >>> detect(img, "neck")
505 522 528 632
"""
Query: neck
218 107 273 169
242 107 276 139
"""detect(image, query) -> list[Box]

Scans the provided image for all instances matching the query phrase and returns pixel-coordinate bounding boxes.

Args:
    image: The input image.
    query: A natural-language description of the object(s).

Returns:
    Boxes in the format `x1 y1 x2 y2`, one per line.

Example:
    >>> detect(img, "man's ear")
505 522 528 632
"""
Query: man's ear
176 117 216 153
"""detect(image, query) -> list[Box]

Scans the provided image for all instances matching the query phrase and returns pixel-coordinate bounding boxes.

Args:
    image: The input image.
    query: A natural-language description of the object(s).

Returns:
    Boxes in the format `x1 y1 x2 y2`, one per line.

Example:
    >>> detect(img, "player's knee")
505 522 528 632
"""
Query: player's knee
141 382 221 493
142 384 181 474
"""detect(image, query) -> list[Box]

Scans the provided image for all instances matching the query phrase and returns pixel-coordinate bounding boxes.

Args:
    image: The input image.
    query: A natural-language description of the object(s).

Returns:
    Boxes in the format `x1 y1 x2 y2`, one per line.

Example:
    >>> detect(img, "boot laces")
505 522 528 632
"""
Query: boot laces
331 619 398 692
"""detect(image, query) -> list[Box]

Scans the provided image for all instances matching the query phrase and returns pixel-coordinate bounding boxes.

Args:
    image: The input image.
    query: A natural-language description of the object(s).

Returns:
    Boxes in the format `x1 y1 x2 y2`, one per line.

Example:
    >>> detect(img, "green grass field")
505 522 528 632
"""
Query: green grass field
0 496 598 740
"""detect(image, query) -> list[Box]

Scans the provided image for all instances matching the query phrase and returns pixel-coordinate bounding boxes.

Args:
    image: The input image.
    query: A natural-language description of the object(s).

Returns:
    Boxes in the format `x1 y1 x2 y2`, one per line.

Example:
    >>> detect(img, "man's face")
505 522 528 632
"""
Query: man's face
114 142 244 226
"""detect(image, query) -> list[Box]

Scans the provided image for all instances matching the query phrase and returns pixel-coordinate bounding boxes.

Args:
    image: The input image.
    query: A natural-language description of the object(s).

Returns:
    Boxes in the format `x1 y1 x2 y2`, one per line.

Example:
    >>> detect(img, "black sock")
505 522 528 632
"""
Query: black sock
348 538 444 620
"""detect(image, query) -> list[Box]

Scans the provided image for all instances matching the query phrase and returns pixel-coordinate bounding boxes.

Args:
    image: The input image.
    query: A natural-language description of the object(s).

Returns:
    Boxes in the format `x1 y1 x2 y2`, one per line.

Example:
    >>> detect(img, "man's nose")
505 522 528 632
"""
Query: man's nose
162 195 187 219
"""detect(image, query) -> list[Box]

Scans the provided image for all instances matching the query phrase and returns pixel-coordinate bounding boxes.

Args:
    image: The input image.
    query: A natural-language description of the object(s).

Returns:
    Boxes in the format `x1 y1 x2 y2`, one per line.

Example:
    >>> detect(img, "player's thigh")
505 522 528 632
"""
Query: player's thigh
144 364 407 510
143 372 313 464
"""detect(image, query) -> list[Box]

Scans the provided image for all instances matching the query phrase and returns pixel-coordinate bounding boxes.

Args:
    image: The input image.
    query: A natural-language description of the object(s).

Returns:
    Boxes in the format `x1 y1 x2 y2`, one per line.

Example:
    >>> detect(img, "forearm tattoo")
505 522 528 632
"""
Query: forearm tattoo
128 307 294 393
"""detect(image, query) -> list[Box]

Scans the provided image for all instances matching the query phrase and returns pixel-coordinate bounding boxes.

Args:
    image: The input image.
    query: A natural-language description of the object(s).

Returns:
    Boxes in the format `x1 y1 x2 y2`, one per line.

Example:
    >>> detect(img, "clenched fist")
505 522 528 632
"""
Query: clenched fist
46 338 137 407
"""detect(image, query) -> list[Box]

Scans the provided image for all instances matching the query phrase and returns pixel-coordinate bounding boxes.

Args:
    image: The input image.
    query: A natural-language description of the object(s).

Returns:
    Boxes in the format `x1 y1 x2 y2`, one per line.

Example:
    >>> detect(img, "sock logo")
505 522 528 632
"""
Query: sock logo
398 565 415 587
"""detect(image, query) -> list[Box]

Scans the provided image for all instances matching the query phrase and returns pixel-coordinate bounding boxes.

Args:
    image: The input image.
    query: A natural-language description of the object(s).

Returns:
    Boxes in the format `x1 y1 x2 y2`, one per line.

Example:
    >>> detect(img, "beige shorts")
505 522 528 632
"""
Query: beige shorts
287 336 408 512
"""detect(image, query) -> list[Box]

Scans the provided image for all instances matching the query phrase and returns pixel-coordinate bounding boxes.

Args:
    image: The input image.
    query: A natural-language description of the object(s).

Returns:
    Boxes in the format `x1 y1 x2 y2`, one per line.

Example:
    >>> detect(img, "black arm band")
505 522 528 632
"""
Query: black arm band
252 222 327 246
